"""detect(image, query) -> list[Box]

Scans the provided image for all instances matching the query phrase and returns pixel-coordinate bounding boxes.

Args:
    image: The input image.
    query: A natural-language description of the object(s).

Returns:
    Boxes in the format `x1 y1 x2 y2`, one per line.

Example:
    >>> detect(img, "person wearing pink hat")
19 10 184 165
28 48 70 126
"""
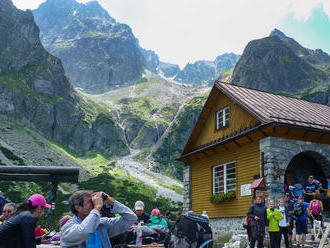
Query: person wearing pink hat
0 193 51 248
147 208 169 228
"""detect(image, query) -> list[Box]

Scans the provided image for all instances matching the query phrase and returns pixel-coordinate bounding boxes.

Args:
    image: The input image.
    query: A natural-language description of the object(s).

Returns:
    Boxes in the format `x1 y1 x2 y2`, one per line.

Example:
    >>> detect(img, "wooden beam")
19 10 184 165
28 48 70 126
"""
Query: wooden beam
285 127 291 135
0 166 79 176
0 174 78 182
319 133 326 141
272 124 276 135
194 153 200 160
233 140 241 147
211 148 218 154
258 128 268 137
185 157 192 163
302 130 309 138
246 135 253 143
222 144 228 150
203 151 210 158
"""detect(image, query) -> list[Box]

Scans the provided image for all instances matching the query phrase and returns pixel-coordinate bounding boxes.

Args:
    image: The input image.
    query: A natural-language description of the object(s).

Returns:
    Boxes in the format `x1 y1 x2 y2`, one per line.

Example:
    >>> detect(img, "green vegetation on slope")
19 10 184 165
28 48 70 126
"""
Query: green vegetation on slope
153 92 209 180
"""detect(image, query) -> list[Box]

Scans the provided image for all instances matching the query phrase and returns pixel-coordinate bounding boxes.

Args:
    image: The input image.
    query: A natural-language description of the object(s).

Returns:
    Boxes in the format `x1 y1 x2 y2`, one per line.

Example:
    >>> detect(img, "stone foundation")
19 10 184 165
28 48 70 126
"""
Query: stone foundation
209 217 246 239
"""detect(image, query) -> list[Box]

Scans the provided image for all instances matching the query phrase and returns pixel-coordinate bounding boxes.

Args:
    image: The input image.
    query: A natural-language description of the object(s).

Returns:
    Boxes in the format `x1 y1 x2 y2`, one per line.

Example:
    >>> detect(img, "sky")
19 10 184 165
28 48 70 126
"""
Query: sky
12 0 330 68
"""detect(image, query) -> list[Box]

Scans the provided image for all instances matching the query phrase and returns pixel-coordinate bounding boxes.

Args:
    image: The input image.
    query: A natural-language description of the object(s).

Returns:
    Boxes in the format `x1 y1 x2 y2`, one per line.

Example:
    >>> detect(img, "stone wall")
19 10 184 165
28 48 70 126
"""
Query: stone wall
260 136 330 202
209 217 246 239
183 166 191 213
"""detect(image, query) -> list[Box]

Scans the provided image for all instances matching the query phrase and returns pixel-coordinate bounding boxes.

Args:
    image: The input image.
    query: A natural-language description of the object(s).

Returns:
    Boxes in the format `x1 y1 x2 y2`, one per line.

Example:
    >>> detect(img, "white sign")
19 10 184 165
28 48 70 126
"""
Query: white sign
241 184 252 196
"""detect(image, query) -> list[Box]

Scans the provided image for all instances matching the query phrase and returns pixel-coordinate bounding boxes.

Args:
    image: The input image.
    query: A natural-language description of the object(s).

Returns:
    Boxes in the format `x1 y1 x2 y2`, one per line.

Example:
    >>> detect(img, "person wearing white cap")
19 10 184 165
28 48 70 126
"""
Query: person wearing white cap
0 193 51 248
134 200 150 224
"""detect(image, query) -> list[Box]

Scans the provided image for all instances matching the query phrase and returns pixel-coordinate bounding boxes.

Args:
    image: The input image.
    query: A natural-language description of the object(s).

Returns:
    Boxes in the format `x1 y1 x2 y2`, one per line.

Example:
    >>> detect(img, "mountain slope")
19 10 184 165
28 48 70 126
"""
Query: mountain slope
0 0 128 156
33 0 145 92
231 29 330 98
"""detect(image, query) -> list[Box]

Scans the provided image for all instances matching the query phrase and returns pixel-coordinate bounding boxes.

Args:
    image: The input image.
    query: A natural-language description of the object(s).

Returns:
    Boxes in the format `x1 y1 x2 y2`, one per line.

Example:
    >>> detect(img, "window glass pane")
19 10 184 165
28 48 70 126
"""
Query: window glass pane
225 162 236 193
214 165 224 194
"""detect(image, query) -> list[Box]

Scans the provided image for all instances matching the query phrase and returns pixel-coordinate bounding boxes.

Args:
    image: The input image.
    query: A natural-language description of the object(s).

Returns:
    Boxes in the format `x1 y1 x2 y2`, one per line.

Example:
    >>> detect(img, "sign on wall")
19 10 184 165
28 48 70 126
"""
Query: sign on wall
240 184 252 196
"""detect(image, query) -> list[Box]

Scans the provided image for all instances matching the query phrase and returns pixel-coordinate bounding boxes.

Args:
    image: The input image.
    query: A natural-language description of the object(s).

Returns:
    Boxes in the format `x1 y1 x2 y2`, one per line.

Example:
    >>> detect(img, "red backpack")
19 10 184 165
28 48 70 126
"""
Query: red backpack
311 200 321 215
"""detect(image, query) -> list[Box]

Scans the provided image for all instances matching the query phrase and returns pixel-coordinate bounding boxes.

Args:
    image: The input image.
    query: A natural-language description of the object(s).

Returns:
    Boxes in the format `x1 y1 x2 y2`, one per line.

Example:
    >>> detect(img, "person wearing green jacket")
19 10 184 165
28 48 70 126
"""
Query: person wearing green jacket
147 208 169 228
267 199 283 248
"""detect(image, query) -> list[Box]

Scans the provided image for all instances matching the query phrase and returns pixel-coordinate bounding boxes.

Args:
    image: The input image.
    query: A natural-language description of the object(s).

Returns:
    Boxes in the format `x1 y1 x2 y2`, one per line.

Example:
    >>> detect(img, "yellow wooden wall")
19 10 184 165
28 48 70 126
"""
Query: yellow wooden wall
193 92 259 148
189 141 260 218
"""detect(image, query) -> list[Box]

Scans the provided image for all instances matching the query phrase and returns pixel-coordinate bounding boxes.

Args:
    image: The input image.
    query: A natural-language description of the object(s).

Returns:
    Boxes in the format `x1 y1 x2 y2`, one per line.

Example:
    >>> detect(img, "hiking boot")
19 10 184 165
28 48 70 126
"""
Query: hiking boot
297 244 301 248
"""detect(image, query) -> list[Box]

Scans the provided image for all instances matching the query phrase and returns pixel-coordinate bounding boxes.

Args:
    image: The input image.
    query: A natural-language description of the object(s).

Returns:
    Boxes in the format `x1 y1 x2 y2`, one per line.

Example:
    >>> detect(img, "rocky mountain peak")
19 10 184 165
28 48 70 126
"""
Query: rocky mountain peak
269 28 287 38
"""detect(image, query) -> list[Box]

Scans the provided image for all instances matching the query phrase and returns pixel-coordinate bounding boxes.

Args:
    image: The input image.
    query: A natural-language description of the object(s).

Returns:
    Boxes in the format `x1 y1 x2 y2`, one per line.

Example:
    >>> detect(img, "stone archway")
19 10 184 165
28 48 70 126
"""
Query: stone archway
259 137 330 201
285 151 327 186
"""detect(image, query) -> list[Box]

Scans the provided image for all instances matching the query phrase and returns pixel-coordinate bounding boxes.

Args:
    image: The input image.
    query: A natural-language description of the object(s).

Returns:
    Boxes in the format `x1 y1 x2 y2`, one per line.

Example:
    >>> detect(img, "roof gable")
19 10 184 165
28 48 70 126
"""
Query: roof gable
181 81 330 156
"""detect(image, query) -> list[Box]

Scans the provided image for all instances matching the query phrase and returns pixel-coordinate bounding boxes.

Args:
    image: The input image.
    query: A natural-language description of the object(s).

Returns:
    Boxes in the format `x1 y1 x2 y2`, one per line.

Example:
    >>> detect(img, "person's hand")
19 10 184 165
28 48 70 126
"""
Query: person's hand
254 216 260 221
41 236 51 244
101 192 115 205
92 192 103 211
287 222 290 227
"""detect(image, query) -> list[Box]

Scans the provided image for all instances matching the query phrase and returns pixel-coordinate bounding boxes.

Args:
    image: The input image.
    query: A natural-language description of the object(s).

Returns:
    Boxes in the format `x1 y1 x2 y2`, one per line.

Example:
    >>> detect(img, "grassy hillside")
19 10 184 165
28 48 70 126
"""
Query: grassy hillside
0 120 182 230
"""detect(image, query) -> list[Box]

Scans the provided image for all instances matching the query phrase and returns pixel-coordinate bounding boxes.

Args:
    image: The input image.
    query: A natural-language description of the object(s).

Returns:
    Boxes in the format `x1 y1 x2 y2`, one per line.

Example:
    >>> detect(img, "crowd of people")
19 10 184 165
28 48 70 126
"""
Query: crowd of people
0 189 184 248
245 175 330 248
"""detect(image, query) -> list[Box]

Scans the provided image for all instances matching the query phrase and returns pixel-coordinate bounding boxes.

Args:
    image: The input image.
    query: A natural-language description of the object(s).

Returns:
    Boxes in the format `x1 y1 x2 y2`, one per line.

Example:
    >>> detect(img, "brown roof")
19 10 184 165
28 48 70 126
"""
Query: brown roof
217 82 330 131
179 81 330 160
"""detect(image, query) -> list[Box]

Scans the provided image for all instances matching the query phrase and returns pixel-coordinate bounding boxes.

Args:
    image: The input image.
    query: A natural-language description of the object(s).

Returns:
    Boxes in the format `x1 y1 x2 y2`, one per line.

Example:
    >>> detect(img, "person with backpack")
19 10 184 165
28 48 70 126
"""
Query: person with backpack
284 193 295 247
148 208 168 228
0 193 51 248
267 199 283 248
278 198 291 248
308 192 323 240
247 196 268 248
242 215 252 245
294 195 310 248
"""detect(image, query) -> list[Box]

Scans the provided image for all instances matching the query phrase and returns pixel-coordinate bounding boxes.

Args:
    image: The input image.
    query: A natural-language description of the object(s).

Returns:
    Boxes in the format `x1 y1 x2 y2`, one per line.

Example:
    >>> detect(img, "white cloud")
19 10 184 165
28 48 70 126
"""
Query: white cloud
10 0 330 67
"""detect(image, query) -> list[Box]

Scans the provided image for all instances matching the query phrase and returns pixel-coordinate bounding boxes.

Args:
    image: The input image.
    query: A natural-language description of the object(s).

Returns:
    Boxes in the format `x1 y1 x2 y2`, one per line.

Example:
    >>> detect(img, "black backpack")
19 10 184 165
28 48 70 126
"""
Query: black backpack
176 213 212 247
294 202 304 217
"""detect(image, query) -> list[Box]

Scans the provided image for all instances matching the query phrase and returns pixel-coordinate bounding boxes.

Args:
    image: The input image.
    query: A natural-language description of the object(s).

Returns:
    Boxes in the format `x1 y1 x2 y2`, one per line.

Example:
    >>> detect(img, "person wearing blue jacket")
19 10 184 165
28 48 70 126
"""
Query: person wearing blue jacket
61 191 137 248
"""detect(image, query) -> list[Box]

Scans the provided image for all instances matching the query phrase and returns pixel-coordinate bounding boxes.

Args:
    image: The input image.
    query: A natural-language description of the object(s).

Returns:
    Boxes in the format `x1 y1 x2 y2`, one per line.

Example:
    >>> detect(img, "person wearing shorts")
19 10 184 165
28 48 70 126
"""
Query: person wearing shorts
294 196 309 248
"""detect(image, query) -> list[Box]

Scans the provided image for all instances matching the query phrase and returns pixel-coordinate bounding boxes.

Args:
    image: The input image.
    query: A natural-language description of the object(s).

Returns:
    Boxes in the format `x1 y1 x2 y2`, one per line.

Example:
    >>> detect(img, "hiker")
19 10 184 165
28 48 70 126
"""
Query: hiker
134 200 150 224
0 202 16 224
303 175 319 203
308 192 323 240
0 193 51 248
61 191 137 248
278 198 291 248
294 195 309 248
267 199 282 248
0 191 12 216
164 210 174 231
287 185 296 200
284 193 295 247
147 208 169 228
247 196 268 248
50 215 72 242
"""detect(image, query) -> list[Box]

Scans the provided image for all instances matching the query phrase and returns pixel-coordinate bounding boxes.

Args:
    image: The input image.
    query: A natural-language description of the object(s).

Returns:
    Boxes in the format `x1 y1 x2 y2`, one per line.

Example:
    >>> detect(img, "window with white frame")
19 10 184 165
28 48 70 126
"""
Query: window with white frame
216 107 229 130
213 162 236 194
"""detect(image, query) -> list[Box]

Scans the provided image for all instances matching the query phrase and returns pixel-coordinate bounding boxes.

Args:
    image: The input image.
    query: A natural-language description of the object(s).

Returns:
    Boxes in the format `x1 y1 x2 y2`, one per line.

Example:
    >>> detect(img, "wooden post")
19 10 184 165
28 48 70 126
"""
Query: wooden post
47 181 58 230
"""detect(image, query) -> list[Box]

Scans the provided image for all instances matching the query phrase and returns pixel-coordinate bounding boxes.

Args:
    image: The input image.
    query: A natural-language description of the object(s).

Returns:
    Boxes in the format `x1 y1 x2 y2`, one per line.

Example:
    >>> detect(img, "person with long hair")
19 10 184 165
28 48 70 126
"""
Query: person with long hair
0 193 51 248
309 191 324 240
